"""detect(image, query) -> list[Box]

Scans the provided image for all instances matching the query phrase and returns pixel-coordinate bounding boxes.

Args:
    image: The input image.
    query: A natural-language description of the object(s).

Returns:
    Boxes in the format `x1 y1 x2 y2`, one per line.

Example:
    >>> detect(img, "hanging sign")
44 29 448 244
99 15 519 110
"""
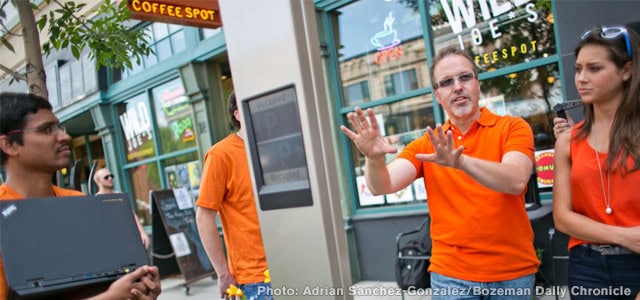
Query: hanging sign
126 0 222 29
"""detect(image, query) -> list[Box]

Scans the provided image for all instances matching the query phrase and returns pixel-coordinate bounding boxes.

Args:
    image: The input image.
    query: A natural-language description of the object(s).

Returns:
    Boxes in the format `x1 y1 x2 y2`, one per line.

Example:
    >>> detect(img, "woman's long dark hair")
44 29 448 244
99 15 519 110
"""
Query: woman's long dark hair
574 25 640 175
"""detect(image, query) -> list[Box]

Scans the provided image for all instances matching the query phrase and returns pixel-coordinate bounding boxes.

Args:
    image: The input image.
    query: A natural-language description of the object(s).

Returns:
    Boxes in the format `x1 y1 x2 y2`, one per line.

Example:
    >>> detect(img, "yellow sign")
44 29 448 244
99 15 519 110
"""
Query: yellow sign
473 40 538 68
126 0 221 29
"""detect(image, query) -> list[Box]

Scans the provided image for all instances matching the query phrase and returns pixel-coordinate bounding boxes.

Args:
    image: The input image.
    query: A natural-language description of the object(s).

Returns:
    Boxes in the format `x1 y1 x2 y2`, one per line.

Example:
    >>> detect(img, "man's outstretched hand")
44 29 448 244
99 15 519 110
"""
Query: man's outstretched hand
340 107 397 159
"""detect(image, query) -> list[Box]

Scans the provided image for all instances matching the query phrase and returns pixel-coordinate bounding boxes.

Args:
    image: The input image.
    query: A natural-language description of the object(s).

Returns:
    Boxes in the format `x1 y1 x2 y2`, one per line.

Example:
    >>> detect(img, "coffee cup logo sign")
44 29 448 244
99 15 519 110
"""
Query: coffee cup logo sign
370 12 404 65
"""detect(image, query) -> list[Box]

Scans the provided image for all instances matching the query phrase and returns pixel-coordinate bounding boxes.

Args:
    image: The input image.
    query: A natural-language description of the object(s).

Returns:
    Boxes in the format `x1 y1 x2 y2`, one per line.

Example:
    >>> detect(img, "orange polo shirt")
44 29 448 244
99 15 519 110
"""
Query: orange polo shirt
196 134 268 284
398 108 539 282
0 184 84 299
568 126 640 249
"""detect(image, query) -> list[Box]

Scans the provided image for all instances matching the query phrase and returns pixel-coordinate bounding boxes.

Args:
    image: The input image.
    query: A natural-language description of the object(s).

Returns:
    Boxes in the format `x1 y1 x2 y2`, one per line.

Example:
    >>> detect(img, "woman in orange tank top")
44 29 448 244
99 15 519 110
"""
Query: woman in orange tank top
553 24 640 299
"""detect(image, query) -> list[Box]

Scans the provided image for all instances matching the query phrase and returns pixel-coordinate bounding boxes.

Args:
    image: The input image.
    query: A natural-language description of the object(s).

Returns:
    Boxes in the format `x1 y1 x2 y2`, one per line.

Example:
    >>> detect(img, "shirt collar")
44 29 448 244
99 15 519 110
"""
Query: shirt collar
442 107 499 132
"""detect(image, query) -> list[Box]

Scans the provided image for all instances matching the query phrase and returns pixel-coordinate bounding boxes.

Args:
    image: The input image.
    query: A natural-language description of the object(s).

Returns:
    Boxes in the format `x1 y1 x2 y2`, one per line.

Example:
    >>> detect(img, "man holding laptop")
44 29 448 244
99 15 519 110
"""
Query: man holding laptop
0 92 161 299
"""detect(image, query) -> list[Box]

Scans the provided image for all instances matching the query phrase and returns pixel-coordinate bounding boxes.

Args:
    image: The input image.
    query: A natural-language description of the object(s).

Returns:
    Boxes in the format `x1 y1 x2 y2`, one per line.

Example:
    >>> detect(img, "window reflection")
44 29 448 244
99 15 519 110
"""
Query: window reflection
337 0 428 105
59 64 72 106
384 69 418 97
152 79 197 154
117 94 156 163
129 162 160 226
345 81 370 105
163 153 201 203
479 64 562 150
429 0 556 71
45 64 59 109
201 27 222 40
120 24 187 80
349 95 435 207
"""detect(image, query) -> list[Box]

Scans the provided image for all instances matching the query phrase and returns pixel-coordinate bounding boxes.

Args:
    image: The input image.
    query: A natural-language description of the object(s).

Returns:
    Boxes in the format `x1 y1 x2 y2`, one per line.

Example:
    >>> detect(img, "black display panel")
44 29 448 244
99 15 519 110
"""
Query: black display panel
242 84 313 210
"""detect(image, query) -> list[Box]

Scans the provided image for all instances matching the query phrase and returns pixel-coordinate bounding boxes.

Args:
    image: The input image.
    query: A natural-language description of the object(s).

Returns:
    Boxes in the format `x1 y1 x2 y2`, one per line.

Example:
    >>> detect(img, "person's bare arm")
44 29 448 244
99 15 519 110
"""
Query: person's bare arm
416 125 531 195
341 107 416 195
133 214 150 249
196 207 236 298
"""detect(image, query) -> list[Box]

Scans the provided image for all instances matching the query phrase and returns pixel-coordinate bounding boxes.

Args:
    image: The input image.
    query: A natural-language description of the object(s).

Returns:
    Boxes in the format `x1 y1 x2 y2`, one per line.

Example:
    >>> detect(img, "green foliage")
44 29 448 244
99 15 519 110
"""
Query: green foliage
536 247 544 264
37 0 152 70
0 0 14 53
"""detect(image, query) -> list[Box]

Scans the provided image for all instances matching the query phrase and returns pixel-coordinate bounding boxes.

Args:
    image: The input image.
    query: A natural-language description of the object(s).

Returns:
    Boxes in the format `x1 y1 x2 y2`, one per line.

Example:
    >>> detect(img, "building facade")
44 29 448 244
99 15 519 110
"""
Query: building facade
1 0 639 284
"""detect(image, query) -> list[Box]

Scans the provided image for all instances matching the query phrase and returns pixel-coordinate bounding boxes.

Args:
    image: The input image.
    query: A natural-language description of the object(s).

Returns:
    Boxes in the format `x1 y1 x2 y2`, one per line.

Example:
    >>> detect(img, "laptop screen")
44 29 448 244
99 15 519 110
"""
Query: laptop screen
0 193 149 299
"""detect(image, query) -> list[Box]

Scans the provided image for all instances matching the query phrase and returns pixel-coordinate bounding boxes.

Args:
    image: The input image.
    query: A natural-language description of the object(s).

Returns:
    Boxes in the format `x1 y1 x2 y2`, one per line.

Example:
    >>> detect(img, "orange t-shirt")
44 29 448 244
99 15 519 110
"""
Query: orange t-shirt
398 108 539 282
196 134 268 284
0 184 84 299
568 126 640 249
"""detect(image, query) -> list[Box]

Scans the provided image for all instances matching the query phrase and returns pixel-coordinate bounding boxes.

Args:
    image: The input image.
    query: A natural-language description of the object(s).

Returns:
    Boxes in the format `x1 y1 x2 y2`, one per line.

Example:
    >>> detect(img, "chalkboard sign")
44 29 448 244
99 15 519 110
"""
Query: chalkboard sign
150 188 214 283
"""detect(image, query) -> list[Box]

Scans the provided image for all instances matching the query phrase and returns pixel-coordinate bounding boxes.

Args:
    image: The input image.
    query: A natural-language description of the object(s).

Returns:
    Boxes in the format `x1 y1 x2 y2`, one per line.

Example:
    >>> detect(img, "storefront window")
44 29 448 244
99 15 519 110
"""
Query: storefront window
337 0 428 105
119 80 200 225
479 63 562 150
152 79 197 154
59 63 72 106
350 94 435 208
429 0 556 71
200 28 222 40
117 93 156 163
384 68 419 97
81 52 97 93
345 81 370 105
128 162 161 226
45 63 60 109
163 152 201 203
120 23 186 79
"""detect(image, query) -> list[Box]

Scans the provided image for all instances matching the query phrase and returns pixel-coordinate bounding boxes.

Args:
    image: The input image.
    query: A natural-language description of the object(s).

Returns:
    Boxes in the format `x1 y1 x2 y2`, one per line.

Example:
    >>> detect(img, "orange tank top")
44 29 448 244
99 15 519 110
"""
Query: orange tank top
568 128 640 249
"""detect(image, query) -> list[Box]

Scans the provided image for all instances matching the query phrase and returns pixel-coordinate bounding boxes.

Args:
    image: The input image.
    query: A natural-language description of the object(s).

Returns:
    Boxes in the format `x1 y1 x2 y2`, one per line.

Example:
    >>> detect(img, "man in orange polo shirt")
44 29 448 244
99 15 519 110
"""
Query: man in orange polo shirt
0 92 161 300
196 92 272 300
341 46 539 298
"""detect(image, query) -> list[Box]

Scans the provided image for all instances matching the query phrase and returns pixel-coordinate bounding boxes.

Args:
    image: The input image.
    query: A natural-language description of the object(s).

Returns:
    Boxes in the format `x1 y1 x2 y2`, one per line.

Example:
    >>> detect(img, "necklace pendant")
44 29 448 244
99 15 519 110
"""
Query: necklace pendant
605 207 613 215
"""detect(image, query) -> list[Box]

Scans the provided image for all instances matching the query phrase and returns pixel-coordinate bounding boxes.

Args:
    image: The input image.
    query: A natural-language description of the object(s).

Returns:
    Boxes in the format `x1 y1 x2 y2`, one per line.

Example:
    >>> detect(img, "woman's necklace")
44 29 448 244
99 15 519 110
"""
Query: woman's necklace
593 127 612 215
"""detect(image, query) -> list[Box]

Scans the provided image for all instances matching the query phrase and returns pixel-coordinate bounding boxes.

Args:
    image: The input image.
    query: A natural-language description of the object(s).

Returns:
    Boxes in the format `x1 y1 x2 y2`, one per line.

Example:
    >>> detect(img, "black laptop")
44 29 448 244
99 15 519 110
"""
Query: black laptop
0 193 149 299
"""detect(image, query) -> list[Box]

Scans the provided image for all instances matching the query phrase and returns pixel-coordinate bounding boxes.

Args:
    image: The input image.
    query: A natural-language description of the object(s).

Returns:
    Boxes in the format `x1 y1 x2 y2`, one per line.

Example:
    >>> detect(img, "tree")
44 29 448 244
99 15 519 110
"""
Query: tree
0 0 151 99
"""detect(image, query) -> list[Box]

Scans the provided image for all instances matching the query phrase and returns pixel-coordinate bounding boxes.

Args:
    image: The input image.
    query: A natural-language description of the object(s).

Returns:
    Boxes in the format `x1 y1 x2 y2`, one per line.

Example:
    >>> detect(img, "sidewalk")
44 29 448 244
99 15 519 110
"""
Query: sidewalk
158 275 217 299
158 276 569 300
158 277 417 300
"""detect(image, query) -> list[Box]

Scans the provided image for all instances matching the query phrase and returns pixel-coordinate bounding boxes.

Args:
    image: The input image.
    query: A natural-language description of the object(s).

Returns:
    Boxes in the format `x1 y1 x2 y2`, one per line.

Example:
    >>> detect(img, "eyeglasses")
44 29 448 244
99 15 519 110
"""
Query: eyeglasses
6 123 66 136
434 72 475 89
103 174 114 180
581 26 633 58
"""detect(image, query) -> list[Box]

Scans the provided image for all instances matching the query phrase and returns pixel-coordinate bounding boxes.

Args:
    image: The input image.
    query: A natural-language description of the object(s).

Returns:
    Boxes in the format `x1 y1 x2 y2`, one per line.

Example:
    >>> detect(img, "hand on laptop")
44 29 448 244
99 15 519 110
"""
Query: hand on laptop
133 266 161 299
88 265 161 300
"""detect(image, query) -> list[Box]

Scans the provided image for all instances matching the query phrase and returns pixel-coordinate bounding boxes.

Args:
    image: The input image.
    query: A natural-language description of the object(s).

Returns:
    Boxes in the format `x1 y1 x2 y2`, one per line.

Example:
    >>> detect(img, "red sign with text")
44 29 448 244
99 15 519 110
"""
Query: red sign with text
126 0 221 29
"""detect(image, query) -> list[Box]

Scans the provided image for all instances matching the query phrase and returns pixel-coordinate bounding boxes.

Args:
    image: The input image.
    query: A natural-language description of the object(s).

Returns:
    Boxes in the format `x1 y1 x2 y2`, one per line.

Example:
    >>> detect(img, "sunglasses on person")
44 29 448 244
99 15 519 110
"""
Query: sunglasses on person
103 174 114 180
433 72 475 89
581 26 633 58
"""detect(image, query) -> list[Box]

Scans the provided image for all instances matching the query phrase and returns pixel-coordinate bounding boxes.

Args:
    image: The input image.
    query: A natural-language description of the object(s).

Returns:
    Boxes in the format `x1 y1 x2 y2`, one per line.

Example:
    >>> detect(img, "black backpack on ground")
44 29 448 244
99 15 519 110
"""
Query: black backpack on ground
395 216 432 290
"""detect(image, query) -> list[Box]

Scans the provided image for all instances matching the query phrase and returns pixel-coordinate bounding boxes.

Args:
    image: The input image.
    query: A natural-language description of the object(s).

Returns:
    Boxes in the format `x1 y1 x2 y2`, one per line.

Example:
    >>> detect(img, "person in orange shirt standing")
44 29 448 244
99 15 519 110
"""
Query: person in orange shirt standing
196 92 272 300
341 46 539 298
0 92 161 300
553 25 640 299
